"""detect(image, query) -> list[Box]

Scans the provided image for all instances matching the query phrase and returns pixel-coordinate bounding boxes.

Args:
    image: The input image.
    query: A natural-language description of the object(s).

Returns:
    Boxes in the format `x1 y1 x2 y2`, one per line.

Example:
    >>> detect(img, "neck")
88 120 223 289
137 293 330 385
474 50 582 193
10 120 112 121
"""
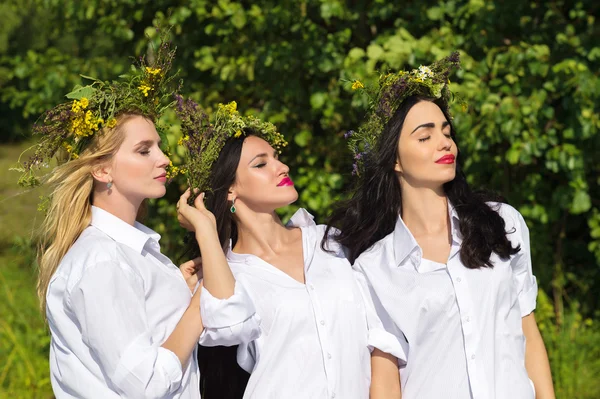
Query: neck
92 189 141 226
232 208 292 257
400 181 449 237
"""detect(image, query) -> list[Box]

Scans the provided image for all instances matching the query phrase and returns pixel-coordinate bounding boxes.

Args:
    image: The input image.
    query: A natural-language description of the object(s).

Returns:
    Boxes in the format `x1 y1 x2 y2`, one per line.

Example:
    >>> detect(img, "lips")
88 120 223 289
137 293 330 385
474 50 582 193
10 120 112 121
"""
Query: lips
277 176 294 187
154 173 167 182
435 154 456 164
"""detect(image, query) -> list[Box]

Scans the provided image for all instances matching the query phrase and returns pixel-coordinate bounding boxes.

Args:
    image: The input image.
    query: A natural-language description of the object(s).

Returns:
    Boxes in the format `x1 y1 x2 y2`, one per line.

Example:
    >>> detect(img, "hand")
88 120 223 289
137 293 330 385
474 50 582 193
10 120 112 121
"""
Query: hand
180 257 203 293
177 188 218 239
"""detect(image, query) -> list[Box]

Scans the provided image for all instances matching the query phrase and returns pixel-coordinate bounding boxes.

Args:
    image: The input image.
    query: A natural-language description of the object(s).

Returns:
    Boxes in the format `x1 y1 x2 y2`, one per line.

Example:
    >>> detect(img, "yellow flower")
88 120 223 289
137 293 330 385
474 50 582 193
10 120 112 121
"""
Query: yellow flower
138 84 152 97
177 135 189 146
107 118 117 128
145 67 162 75
234 130 242 138
352 80 365 90
80 97 89 109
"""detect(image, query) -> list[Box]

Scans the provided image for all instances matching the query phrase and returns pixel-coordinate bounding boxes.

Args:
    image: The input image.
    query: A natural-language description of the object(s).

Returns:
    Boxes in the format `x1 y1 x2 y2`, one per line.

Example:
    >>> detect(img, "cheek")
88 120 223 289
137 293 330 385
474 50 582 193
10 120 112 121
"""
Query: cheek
113 156 150 181
398 142 428 173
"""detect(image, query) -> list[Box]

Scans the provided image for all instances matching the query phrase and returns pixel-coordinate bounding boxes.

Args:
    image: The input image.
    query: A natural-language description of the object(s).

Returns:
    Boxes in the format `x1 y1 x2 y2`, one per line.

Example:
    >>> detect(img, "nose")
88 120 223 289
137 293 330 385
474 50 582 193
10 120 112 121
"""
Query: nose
439 131 453 151
158 149 170 168
276 158 290 176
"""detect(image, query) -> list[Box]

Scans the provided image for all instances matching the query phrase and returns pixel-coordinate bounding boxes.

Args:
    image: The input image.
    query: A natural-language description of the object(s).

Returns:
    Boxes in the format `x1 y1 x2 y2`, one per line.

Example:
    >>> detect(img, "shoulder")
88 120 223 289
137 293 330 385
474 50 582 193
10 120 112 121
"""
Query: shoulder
56 226 142 293
354 228 394 265
486 202 525 230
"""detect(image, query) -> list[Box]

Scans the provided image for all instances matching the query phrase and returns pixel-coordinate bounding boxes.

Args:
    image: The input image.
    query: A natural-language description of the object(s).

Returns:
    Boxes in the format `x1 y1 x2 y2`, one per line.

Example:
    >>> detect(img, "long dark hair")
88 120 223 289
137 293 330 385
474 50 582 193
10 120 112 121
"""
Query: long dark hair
186 132 254 399
324 96 519 266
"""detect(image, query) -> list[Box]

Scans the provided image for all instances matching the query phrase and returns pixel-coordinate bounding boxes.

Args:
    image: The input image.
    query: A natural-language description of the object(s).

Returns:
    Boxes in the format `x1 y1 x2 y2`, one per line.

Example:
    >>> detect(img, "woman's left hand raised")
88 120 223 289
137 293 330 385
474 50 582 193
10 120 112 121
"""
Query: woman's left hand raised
176 188 218 240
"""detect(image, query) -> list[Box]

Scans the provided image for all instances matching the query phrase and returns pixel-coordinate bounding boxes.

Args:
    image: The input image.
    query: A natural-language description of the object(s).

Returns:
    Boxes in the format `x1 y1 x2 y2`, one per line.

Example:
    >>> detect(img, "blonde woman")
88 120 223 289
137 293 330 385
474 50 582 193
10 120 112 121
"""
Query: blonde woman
19 41 255 398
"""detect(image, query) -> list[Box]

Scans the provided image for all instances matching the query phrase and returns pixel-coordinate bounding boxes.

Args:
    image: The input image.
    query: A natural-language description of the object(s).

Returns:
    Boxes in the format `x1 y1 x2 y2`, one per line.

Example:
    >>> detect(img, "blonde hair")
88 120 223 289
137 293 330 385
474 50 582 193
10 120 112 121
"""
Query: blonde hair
37 113 146 313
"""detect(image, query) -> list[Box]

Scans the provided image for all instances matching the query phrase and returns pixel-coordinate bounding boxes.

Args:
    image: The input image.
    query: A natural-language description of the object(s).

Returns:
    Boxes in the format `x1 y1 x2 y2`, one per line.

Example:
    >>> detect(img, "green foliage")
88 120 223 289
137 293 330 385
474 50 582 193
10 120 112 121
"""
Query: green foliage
1 1 600 397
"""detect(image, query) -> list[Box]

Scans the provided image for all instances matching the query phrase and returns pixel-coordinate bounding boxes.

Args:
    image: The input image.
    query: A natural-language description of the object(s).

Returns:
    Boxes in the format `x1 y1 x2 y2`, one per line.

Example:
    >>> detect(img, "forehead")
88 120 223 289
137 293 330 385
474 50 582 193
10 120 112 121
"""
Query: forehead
121 116 159 143
402 101 447 131
240 135 274 158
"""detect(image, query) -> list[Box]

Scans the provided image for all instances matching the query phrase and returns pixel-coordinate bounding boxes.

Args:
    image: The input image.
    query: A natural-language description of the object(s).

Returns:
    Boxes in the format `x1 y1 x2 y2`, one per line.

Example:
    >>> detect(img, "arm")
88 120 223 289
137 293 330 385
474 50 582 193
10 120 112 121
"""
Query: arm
161 283 204 366
177 189 235 299
70 262 202 399
370 349 402 399
509 209 555 398
353 267 406 398
523 313 555 399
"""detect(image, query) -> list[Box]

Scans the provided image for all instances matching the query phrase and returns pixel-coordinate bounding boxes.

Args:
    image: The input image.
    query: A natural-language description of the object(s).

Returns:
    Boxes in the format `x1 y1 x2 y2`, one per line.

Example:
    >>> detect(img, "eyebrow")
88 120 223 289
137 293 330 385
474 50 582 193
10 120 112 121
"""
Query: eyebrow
410 121 450 134
134 139 161 148
248 150 278 165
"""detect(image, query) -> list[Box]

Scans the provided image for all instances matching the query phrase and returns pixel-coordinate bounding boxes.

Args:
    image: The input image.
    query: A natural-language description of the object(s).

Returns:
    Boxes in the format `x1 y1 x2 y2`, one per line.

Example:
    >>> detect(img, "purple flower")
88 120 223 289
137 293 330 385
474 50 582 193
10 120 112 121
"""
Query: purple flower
344 130 354 139
352 163 359 176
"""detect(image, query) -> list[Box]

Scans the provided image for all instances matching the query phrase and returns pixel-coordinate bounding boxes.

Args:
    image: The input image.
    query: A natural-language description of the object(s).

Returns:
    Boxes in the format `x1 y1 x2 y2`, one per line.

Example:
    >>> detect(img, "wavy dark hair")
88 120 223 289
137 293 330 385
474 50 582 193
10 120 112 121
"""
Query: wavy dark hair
185 131 255 399
324 95 520 266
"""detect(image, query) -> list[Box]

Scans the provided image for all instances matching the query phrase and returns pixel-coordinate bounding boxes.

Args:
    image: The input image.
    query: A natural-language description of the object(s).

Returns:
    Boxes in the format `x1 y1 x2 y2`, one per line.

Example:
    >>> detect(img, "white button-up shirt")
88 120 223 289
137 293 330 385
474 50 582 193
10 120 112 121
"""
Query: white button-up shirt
199 209 405 399
354 203 538 399
46 206 200 399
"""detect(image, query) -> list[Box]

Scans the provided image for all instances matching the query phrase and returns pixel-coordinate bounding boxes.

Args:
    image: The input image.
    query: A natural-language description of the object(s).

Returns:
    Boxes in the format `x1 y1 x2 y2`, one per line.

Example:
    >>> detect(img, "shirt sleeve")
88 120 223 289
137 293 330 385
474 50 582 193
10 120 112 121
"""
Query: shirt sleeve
198 280 261 347
353 268 408 366
508 208 539 317
68 261 183 399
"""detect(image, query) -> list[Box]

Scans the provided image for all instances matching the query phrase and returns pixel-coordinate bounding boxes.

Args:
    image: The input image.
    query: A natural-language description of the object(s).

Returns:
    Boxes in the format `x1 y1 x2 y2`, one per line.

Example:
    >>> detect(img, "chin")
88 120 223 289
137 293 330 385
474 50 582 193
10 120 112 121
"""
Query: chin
147 187 167 199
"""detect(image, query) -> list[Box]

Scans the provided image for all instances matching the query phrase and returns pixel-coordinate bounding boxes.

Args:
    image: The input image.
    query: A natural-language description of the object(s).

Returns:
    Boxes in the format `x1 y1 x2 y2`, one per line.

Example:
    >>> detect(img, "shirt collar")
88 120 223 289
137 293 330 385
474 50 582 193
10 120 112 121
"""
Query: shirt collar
90 206 160 254
285 208 316 228
392 201 462 267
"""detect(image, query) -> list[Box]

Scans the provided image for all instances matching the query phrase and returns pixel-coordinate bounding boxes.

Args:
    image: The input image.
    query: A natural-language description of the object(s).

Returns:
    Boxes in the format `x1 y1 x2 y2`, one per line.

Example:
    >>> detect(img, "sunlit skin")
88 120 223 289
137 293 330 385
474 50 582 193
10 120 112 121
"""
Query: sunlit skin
92 115 169 225
232 135 299 213
394 100 458 194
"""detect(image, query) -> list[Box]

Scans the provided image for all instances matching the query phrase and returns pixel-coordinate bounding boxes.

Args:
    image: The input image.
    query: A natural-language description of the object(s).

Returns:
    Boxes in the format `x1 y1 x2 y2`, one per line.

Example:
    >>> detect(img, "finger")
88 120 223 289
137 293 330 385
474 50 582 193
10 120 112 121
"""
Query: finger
194 192 207 210
179 188 191 205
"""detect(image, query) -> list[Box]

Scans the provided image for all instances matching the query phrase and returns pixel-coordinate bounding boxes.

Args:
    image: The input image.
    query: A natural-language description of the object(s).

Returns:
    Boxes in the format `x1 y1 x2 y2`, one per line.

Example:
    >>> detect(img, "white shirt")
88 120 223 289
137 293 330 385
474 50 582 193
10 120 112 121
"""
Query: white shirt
199 209 405 399
354 203 538 399
46 206 200 399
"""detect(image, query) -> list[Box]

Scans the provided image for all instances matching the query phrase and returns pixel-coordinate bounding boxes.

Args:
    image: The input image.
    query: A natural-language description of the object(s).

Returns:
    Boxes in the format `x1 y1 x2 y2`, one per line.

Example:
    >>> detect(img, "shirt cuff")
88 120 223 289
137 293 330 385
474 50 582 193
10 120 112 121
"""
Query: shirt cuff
368 327 408 366
519 276 538 317
112 331 183 396
200 281 256 328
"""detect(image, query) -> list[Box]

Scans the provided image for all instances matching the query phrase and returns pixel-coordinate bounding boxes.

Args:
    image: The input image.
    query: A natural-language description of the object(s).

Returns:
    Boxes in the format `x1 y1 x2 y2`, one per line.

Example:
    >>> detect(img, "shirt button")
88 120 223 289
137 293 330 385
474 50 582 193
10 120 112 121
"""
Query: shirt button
471 354 476 360
310 284 315 290
331 394 336 398
320 320 325 326
465 316 470 322
327 353 332 359
456 277 462 283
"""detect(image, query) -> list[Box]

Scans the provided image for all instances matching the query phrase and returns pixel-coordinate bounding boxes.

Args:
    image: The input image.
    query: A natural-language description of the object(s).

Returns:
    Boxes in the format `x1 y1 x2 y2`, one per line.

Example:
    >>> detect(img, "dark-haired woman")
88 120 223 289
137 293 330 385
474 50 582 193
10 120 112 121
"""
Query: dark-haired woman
176 100 404 399
326 56 555 399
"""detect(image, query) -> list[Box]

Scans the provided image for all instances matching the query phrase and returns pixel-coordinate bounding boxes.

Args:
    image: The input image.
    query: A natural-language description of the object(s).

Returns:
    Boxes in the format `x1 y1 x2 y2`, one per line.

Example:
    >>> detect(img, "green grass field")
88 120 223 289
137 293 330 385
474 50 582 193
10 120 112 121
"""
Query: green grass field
0 142 53 398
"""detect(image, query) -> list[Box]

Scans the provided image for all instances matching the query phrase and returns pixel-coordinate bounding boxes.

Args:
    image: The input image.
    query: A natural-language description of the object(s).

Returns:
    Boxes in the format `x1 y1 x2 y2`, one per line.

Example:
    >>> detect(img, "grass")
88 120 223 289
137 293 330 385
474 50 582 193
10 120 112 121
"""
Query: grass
0 141 53 398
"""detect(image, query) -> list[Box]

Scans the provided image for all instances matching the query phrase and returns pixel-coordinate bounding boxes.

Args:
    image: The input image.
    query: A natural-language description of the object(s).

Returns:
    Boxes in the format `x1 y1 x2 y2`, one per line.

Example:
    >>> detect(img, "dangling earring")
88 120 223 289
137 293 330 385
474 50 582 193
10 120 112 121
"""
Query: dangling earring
107 179 113 190
230 197 236 214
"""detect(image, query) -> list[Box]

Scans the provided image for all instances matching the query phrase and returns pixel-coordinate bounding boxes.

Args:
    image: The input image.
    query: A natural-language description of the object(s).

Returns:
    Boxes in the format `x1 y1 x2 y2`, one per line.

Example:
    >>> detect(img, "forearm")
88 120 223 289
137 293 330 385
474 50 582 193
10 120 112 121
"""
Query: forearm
196 230 236 298
161 303 204 369
523 314 555 399
370 349 402 399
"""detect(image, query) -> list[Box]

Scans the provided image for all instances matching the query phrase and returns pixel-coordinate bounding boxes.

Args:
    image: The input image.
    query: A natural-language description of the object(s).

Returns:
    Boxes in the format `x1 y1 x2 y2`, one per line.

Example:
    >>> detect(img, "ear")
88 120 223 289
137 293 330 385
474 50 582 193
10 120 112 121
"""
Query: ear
91 163 112 183
227 186 237 202
394 157 403 173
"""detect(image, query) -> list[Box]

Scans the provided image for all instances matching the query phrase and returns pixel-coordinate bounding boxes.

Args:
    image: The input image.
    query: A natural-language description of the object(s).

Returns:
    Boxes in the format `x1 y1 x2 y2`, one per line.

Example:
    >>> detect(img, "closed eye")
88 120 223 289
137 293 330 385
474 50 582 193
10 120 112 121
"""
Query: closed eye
418 137 431 142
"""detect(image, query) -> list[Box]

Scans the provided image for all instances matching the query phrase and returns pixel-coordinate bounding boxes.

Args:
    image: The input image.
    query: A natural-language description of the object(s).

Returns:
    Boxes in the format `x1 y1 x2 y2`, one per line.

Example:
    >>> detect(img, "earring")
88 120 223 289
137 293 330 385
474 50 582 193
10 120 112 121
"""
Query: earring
230 198 236 214
107 180 113 190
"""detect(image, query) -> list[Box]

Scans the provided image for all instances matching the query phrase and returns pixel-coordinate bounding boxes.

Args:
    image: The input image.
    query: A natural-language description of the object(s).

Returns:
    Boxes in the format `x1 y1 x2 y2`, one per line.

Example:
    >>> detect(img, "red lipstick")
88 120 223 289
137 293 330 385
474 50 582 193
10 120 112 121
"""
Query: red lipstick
435 154 455 164
277 176 294 187
154 173 167 183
